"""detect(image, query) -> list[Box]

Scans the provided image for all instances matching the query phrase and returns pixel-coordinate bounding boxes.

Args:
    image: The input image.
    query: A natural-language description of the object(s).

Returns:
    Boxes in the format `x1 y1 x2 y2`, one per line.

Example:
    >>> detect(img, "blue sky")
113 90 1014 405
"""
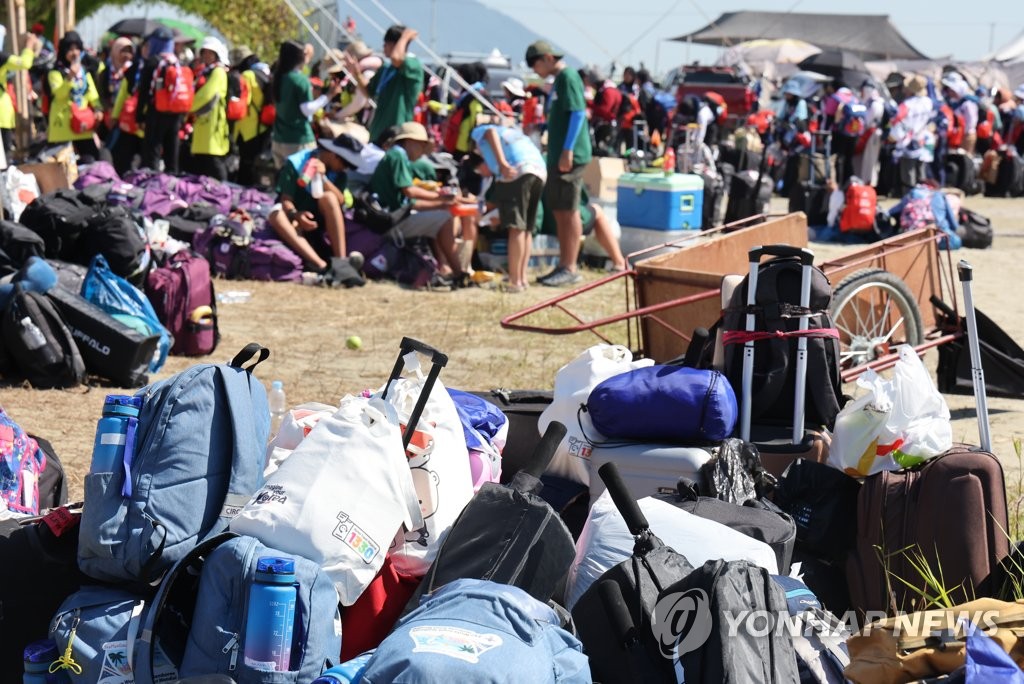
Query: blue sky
475 0 1021 72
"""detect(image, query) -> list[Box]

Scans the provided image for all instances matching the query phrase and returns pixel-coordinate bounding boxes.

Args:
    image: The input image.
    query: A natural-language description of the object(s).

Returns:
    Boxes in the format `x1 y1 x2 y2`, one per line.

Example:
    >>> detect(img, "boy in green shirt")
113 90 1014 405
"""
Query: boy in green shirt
526 39 592 287
345 25 423 145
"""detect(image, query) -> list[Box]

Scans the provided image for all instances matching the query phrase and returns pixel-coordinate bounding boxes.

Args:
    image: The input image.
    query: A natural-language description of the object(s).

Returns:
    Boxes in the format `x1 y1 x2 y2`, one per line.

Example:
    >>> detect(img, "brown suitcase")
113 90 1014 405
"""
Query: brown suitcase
846 260 1010 616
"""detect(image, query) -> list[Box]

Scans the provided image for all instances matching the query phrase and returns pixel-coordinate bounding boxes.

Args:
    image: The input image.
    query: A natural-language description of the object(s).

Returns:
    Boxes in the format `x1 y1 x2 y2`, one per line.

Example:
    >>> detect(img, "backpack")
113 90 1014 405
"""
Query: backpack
251 67 276 128
661 560 801 683
133 532 341 683
247 238 303 282
18 189 98 261
837 101 868 138
771 575 850 683
617 92 641 127
364 578 590 683
0 287 86 389
75 344 271 584
194 211 255 279
899 194 936 232
226 70 249 122
145 250 219 356
78 205 150 282
365 236 438 289
153 55 195 114
704 91 728 126
715 256 843 430
442 95 472 153
839 183 877 233
0 219 46 276
0 407 47 515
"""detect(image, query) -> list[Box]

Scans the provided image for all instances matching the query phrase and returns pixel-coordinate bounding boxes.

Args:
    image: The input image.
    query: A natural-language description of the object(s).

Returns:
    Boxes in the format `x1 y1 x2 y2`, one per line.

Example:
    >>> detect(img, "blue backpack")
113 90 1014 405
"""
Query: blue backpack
77 344 271 584
361 579 591 683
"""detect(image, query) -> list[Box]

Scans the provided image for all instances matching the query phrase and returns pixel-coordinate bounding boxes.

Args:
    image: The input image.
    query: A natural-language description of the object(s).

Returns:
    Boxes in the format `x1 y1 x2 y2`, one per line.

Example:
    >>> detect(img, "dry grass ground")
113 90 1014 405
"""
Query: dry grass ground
2 196 1023 504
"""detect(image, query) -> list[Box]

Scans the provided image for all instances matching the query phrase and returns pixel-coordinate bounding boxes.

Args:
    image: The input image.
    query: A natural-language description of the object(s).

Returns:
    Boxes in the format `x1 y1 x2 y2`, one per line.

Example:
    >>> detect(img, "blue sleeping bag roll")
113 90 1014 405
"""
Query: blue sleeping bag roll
587 365 738 443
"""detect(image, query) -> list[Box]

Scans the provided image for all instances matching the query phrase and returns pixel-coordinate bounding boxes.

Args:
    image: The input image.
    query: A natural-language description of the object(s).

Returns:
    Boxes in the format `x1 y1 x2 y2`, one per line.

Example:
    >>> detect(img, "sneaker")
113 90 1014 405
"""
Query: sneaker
347 251 364 272
539 267 582 287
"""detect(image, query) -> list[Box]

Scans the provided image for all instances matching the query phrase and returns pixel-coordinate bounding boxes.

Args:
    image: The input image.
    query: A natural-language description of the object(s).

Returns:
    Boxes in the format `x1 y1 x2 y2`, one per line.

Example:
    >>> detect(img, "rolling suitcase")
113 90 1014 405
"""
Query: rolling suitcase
469 389 553 482
846 260 1010 615
731 246 840 477
788 130 831 226
724 153 771 225
402 421 574 616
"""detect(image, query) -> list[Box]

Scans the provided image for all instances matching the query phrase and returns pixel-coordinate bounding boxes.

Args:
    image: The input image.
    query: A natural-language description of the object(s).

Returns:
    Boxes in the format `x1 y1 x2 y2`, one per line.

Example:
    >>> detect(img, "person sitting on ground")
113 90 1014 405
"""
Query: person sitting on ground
267 133 366 287
534 188 628 273
467 120 547 292
343 24 423 145
368 121 471 287
526 39 592 287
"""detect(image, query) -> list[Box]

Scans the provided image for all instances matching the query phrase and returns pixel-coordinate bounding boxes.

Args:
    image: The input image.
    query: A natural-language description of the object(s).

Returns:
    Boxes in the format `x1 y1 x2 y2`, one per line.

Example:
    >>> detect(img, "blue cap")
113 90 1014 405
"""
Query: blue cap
24 639 59 664
272 380 283 390
256 556 296 582
103 394 143 417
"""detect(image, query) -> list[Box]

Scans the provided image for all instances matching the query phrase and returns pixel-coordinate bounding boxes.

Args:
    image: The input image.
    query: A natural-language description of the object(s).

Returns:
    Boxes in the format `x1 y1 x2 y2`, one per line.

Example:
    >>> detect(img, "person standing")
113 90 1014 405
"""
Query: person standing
271 40 341 168
136 27 187 173
343 24 423 145
187 37 230 180
232 46 271 186
46 31 101 161
525 40 591 286
0 29 41 157
888 76 934 196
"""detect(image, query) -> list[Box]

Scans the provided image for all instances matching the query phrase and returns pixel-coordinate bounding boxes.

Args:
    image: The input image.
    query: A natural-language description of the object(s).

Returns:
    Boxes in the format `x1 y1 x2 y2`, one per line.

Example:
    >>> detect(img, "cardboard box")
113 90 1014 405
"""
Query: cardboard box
583 157 626 203
18 161 72 194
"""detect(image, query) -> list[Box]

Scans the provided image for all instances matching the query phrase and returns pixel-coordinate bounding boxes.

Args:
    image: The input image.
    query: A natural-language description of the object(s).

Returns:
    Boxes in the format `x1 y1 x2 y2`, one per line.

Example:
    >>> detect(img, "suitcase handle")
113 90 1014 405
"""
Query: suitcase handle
749 245 814 265
382 338 449 449
957 260 973 282
521 421 567 480
598 462 649 536
399 337 449 368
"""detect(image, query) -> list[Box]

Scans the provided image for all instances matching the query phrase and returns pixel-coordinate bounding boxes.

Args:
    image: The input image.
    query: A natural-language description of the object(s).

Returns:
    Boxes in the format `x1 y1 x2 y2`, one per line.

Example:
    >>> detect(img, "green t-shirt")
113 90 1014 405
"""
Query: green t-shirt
275 149 345 214
410 157 437 181
369 146 414 210
273 70 314 145
367 56 424 143
546 67 592 168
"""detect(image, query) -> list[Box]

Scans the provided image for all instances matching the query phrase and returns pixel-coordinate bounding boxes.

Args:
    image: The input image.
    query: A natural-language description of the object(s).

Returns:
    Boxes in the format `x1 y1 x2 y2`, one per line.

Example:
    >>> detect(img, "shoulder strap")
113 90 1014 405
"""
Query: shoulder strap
133 532 237 684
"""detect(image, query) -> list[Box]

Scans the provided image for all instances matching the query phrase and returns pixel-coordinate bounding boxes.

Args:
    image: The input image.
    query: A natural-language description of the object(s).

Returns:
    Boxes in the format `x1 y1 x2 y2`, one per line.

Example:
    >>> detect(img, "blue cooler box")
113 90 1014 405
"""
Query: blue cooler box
617 172 704 230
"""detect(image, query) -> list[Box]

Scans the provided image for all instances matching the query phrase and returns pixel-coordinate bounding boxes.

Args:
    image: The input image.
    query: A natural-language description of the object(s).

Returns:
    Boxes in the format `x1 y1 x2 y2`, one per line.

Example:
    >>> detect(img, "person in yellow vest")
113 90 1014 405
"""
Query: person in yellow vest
108 52 146 175
188 36 230 180
47 31 101 161
0 29 41 157
231 46 272 187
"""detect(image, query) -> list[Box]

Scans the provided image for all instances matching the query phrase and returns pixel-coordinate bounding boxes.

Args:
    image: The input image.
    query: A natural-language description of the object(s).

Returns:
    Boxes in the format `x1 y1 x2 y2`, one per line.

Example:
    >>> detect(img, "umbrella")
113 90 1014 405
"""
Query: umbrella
156 18 205 46
797 49 871 87
782 71 830 100
719 39 822 67
107 18 167 38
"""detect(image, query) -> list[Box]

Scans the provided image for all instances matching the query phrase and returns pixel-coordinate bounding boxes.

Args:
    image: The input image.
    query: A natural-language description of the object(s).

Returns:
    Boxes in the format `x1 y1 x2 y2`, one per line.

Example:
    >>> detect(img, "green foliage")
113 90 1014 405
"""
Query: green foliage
8 0 297 60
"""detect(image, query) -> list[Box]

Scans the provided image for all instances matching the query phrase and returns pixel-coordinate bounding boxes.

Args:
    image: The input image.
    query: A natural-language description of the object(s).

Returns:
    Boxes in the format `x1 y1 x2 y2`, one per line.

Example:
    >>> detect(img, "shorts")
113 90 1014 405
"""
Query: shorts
389 209 452 240
543 164 586 212
490 173 545 232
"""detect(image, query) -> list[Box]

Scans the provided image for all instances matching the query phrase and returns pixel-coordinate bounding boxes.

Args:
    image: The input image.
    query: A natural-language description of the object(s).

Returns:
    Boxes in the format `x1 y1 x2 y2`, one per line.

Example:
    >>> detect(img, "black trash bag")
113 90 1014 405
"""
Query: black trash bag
699 438 774 504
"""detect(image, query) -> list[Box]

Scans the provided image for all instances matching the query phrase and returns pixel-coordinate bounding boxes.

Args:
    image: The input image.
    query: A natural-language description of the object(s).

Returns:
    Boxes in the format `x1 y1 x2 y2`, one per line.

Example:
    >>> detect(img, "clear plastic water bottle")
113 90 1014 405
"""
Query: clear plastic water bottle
311 652 374 683
24 640 71 683
310 173 324 199
243 556 297 672
268 381 287 438
90 395 143 474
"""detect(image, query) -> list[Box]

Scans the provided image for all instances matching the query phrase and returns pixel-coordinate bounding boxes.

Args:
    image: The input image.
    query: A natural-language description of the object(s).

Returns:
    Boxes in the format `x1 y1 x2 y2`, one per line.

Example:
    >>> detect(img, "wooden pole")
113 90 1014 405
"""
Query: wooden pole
67 0 75 31
55 0 66 41
11 0 30 156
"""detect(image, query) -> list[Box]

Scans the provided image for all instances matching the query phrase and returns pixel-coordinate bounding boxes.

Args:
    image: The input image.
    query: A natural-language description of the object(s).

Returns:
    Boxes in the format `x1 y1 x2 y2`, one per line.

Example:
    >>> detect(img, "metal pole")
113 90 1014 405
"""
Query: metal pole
958 260 992 452
431 0 437 53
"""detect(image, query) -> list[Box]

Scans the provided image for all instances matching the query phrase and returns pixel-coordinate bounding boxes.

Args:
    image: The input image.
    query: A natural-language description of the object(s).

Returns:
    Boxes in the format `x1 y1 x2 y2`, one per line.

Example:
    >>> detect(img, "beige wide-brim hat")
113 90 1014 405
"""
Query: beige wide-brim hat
904 76 925 96
392 121 429 143
346 40 373 60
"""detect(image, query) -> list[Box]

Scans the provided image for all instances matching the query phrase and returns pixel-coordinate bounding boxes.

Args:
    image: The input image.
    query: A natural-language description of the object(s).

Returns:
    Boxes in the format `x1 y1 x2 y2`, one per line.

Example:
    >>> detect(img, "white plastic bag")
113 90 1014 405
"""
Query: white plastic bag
564 492 779 609
539 344 655 485
231 395 422 606
382 355 474 578
829 346 952 477
1 167 40 222
263 401 335 477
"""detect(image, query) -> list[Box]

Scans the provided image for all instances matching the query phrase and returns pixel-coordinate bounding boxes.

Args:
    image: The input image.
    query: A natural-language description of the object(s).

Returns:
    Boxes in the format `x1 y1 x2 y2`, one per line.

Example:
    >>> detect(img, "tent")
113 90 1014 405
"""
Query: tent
672 12 928 61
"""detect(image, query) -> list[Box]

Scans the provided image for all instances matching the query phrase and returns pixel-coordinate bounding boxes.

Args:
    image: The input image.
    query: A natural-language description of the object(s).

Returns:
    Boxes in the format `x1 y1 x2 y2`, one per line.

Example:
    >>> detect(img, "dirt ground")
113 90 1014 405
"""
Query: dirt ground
2 195 1023 504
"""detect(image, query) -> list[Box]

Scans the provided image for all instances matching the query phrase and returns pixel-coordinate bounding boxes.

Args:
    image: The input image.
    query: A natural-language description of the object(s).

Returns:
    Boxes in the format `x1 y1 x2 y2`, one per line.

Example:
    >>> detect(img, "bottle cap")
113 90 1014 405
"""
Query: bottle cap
256 556 296 583
272 380 284 390
24 639 59 664
103 395 142 417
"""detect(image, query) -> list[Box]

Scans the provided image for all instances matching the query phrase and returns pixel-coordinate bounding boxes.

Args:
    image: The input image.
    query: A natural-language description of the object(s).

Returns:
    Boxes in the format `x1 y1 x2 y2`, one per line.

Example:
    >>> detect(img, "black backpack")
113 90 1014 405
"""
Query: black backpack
708 256 842 430
0 220 46 276
0 287 86 388
18 189 98 261
660 559 801 683
77 205 149 282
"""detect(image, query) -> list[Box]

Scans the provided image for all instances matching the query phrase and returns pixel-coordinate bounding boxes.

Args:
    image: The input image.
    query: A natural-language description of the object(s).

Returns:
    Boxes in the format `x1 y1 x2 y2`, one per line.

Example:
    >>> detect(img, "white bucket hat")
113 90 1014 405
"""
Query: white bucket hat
200 36 229 65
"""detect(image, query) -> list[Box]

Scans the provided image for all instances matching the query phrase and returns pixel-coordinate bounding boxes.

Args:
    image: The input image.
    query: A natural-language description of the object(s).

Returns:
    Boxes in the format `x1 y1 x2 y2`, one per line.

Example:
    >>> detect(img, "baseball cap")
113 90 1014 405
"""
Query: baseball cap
318 133 364 168
391 121 430 144
525 40 562 65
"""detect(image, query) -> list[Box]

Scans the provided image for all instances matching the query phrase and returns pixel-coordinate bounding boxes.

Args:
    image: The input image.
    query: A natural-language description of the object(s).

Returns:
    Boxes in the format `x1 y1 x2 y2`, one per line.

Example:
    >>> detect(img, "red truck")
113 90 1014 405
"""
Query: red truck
672 65 759 131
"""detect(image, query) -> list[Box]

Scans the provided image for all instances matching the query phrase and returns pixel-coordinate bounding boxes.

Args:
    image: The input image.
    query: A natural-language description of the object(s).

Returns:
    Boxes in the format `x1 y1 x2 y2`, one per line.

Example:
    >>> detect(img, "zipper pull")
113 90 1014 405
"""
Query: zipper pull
222 633 239 670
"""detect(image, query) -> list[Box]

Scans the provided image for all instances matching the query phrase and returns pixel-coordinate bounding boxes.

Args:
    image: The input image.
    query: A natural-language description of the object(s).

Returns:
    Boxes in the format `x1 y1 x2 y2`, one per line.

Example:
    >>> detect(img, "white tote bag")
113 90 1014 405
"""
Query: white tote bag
230 395 422 606
263 401 336 477
564 492 779 609
381 354 473 578
539 344 655 485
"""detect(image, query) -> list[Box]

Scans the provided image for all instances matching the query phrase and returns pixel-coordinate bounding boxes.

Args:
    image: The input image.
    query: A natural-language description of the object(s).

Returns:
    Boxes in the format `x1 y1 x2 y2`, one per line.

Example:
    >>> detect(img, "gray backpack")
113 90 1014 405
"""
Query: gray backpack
77 344 271 584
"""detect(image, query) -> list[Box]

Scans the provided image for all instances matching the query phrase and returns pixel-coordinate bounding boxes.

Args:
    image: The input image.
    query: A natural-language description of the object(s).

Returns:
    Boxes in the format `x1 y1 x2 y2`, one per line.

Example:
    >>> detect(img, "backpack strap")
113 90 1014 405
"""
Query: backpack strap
133 531 237 684
230 343 270 371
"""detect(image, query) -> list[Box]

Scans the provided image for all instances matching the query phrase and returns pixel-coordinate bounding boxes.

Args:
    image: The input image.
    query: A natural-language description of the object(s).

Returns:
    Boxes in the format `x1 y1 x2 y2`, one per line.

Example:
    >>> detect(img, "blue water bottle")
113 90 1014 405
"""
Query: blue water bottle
243 556 297 672
23 640 71 683
311 652 374 683
89 395 142 474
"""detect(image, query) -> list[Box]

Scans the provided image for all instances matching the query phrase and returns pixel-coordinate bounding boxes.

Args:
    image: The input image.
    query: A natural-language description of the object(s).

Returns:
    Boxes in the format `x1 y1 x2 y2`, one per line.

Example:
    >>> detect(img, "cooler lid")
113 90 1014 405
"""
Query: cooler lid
617 172 704 192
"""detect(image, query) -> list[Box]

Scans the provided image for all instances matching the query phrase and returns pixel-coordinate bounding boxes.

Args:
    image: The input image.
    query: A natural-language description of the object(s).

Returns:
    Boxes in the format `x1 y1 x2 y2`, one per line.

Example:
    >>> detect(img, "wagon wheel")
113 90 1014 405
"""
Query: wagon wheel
830 269 924 371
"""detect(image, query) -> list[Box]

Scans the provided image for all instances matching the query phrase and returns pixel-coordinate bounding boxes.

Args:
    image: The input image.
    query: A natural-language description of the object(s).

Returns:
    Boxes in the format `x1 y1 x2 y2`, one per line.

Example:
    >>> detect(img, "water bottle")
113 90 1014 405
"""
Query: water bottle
243 556 297 672
24 640 71 683
663 145 676 177
310 173 324 199
268 381 287 438
311 652 374 683
90 395 143 474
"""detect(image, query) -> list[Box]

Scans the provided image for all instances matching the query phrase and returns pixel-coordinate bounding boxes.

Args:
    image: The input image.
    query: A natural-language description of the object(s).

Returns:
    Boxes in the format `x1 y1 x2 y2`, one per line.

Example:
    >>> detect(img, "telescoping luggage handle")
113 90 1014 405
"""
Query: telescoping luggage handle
740 246 815 444
381 337 449 449
598 462 649 537
958 260 993 452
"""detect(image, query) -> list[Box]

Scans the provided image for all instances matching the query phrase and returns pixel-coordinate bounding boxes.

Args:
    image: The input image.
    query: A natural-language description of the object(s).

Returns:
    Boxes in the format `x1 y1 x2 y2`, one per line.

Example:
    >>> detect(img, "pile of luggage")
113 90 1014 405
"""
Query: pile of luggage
0 247 1016 683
